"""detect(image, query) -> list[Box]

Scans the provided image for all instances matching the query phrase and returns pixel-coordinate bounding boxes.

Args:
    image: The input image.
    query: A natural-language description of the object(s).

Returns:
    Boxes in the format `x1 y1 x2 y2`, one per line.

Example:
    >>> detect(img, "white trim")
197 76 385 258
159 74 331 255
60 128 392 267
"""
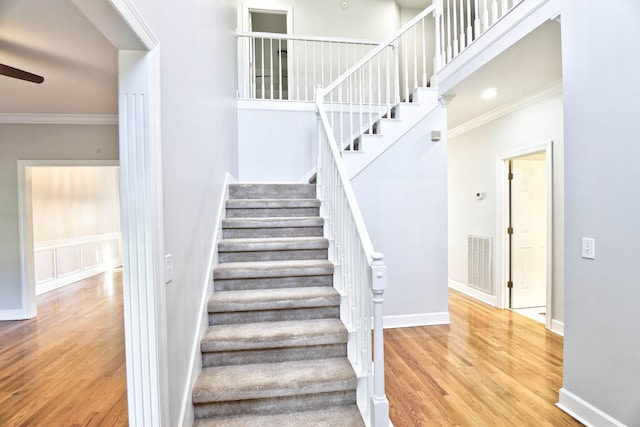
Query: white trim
118 47 168 426
237 99 315 111
17 160 121 321
383 312 450 329
448 79 562 138
108 0 159 49
36 259 122 295
551 319 564 336
0 113 118 125
557 388 628 427
0 310 30 321
448 279 497 307
178 172 235 427
496 142 553 316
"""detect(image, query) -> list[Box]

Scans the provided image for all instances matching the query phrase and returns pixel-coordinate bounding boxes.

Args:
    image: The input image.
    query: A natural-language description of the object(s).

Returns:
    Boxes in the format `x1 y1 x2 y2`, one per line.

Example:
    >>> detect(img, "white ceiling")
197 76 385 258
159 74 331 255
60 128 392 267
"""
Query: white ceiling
0 0 117 114
0 0 561 130
444 19 562 129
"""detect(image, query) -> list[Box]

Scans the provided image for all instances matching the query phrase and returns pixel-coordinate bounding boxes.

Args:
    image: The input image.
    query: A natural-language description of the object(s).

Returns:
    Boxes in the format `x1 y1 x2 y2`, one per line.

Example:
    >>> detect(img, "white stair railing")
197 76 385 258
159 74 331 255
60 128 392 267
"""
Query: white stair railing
237 32 379 102
440 0 524 65
320 4 437 151
315 86 389 427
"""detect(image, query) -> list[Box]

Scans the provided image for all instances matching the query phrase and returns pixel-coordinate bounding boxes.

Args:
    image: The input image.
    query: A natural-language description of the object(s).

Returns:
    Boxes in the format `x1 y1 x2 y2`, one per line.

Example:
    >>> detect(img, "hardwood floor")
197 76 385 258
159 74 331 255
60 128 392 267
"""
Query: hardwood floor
0 269 128 427
0 276 580 426
385 290 582 427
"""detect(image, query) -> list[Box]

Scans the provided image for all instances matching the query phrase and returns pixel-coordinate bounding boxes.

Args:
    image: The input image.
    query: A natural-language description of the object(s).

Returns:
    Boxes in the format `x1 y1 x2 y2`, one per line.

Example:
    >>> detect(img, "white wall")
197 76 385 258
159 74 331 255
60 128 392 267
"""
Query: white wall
31 166 120 243
237 104 317 182
448 92 564 323
240 0 400 39
0 124 118 316
559 1 640 425
352 106 449 326
128 0 239 425
31 166 122 293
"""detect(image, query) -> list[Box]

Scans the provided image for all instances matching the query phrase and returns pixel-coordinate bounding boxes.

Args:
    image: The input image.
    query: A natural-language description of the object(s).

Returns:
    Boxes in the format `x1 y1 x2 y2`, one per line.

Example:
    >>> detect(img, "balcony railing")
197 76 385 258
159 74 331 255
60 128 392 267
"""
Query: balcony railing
237 32 380 102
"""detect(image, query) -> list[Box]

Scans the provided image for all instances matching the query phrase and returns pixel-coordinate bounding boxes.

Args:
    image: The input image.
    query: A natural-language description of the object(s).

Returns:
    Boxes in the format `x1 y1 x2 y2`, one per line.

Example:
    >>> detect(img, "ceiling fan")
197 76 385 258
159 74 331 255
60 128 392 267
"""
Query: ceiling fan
0 63 44 84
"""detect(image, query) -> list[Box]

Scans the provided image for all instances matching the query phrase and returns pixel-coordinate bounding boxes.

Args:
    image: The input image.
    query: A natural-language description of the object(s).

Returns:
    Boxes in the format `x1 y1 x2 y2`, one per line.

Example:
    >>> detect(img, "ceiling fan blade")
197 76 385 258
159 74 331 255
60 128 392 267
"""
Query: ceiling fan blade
0 63 44 84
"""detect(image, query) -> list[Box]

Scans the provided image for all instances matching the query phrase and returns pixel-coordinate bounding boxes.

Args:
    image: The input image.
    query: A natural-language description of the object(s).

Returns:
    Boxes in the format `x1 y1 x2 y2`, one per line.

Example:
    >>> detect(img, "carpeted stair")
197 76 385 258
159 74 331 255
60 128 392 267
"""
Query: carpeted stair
193 183 365 426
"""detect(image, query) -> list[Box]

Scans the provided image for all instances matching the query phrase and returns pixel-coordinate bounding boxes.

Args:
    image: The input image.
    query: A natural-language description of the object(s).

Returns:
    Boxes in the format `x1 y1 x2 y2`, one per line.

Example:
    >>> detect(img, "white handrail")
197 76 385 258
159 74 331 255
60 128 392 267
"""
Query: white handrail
237 32 380 101
316 88 388 427
322 4 436 97
237 31 381 46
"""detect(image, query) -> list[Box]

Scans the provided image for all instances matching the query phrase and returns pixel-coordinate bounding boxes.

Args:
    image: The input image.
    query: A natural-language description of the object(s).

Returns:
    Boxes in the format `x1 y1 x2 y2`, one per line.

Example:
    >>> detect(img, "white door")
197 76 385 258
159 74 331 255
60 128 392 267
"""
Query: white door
511 154 547 309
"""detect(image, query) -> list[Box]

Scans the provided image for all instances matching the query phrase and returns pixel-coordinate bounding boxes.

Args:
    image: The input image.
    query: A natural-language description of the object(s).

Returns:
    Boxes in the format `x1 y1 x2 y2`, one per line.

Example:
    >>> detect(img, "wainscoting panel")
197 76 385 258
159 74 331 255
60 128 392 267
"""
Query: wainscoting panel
34 232 122 295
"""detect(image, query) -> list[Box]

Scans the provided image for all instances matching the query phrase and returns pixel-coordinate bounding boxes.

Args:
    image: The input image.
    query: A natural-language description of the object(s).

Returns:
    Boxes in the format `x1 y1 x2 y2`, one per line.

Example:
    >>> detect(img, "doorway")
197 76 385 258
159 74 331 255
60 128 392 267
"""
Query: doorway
242 4 292 100
506 150 550 324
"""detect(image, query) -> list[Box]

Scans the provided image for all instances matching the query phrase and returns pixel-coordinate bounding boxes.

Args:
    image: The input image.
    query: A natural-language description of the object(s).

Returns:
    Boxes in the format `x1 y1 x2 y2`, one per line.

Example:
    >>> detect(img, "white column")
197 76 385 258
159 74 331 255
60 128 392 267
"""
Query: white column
119 49 169 427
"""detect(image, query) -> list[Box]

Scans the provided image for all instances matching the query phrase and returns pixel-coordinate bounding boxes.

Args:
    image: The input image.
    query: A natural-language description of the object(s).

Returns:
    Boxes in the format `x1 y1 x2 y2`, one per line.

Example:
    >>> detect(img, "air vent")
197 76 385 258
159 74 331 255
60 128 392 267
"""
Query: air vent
467 235 492 294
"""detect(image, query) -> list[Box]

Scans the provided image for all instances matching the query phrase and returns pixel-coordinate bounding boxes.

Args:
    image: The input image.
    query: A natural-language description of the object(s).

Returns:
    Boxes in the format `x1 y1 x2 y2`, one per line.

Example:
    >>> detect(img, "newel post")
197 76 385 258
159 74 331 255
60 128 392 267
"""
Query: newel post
370 252 389 427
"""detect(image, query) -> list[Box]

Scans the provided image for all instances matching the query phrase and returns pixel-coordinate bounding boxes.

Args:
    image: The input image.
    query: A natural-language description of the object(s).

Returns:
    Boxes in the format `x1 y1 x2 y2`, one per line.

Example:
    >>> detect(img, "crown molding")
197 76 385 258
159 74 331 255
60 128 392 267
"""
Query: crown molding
448 79 562 139
0 113 118 125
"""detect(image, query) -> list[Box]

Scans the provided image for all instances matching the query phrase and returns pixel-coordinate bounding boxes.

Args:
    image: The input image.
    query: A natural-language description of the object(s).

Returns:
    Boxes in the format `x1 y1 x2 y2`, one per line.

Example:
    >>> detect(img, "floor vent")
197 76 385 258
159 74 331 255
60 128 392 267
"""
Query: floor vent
467 235 492 294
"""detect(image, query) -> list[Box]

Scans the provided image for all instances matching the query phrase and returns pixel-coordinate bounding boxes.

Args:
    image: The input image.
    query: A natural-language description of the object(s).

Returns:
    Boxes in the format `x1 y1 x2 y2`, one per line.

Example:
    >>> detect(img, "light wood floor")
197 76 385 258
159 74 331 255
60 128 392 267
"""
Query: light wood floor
0 270 128 427
385 290 583 427
0 273 580 426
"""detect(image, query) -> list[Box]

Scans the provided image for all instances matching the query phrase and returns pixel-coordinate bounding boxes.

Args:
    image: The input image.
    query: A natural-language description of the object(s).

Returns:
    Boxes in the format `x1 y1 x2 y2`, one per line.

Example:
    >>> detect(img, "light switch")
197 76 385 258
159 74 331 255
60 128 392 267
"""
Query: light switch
581 238 595 260
165 253 173 282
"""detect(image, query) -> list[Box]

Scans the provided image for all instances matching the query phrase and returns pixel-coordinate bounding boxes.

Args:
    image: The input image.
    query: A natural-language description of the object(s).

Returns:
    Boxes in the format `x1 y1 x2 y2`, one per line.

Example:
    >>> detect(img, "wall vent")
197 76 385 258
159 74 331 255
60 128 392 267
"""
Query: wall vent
467 235 492 294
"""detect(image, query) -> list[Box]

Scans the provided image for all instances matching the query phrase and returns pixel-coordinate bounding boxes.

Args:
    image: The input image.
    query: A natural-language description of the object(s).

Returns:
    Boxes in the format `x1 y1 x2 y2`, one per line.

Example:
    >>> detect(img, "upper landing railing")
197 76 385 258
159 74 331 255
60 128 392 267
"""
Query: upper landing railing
237 0 524 105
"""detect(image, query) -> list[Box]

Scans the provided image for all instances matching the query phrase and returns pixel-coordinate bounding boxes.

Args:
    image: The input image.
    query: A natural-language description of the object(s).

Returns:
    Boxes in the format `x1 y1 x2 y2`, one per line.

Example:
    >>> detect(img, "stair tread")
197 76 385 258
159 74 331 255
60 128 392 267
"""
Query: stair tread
229 183 315 200
219 236 329 252
214 259 333 280
208 286 339 312
227 198 320 208
193 405 364 427
201 318 347 352
222 216 323 228
193 358 357 403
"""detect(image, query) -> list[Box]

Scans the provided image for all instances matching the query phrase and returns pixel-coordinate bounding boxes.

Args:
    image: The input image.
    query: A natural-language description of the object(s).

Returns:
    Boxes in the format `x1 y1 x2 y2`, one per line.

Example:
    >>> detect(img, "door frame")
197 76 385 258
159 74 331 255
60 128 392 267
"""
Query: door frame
496 141 553 330
240 3 294 99
17 160 120 316
64 1 169 425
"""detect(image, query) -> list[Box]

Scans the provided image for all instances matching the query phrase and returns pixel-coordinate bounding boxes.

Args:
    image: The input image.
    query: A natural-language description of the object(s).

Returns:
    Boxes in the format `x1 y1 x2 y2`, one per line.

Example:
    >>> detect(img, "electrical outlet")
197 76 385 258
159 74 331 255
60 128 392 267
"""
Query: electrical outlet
581 238 595 260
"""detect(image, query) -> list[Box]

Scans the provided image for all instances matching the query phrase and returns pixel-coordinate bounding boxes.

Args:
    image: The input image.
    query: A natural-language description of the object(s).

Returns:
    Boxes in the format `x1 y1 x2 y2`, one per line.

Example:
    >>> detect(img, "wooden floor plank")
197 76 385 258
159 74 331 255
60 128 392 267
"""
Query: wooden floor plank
1 273 582 426
385 290 583 426
0 270 128 427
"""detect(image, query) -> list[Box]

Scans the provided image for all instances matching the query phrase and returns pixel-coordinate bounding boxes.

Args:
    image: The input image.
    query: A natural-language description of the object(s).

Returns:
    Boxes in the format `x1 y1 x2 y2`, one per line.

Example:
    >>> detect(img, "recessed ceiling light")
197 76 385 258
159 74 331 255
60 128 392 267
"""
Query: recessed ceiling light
482 88 498 99
340 1 349 9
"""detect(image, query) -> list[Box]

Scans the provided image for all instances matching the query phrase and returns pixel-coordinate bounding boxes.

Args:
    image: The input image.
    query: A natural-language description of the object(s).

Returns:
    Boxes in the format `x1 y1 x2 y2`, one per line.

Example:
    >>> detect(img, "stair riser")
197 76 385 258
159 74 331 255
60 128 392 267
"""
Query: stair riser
209 306 340 325
229 184 316 200
194 390 356 420
202 344 346 367
214 275 332 291
223 227 324 239
219 249 328 263
226 208 320 218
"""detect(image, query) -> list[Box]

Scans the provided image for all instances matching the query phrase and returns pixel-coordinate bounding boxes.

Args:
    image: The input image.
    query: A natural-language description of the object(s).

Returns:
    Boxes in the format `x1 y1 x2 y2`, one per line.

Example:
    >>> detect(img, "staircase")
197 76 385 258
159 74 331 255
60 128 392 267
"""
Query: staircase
192 183 365 426
341 87 440 179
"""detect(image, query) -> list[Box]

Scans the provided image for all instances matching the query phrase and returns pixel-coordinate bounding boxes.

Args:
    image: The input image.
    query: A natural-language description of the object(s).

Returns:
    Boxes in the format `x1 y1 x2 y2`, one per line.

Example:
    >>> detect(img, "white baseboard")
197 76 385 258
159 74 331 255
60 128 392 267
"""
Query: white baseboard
448 279 497 307
551 319 564 336
36 259 122 295
0 309 30 321
178 173 231 427
383 312 450 329
557 388 627 427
